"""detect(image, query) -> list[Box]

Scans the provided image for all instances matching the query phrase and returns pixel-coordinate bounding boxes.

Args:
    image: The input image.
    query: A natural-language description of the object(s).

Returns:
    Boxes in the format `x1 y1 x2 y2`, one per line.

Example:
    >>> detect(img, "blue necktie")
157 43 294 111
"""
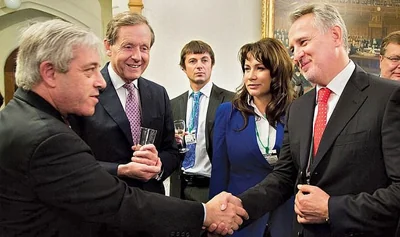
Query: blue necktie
182 91 202 169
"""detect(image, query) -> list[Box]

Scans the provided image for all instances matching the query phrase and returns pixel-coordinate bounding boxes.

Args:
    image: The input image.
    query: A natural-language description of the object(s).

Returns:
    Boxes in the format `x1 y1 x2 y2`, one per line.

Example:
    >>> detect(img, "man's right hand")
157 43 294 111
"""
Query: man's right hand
117 160 160 181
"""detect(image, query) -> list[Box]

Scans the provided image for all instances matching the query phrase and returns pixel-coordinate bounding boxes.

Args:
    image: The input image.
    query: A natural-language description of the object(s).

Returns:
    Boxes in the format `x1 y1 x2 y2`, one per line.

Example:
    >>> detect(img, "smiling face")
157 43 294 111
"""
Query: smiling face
182 53 213 88
105 24 151 82
53 46 106 116
243 53 272 102
289 13 341 86
380 42 400 81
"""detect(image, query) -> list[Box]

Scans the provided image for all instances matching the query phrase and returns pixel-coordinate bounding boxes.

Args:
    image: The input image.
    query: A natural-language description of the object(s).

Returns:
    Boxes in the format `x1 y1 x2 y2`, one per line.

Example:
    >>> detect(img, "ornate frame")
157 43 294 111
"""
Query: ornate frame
261 0 274 38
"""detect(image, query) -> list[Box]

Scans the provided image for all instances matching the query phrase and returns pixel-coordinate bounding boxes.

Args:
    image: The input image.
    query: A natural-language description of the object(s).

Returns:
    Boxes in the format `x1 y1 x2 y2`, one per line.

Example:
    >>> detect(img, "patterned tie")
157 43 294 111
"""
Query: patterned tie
123 83 141 144
313 88 331 157
182 91 202 169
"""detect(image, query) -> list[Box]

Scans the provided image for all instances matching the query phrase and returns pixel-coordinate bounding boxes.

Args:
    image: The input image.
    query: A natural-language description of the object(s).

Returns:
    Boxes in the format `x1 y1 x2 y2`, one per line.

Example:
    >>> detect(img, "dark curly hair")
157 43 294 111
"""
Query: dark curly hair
233 38 295 130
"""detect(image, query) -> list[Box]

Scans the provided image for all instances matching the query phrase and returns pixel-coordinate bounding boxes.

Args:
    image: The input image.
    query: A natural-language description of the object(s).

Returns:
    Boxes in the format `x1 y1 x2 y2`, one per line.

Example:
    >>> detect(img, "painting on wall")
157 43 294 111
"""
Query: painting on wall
262 0 400 77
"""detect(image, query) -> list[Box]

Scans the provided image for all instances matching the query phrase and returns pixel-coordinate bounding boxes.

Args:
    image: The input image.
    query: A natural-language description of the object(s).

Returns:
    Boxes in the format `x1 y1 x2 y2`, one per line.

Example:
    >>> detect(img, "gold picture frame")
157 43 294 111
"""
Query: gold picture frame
261 0 400 75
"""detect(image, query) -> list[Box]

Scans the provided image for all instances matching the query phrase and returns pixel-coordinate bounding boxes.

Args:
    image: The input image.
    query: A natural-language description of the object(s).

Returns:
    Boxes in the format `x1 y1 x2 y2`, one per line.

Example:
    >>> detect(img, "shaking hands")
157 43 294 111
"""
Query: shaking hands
203 192 249 236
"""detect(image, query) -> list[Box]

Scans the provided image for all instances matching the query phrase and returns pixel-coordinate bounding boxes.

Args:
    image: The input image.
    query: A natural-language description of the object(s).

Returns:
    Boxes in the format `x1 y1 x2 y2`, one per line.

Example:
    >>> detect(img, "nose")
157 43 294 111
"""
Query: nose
130 47 141 61
246 69 257 80
195 61 205 70
95 71 106 90
292 48 304 66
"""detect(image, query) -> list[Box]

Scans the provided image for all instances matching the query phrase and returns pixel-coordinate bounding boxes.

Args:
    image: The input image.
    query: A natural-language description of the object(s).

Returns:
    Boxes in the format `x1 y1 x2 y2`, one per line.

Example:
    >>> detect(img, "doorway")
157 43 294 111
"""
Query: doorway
4 48 18 105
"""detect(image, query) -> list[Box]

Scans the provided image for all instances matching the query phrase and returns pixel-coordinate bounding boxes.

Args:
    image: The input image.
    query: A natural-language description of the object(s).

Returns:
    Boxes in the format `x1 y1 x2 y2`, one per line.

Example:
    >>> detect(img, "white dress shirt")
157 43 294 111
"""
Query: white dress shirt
313 61 355 127
182 81 212 177
108 64 140 111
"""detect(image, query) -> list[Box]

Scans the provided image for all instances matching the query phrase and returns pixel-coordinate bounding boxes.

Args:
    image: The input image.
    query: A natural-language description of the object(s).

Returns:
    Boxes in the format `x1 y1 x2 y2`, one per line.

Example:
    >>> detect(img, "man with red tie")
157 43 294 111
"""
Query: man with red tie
212 3 400 237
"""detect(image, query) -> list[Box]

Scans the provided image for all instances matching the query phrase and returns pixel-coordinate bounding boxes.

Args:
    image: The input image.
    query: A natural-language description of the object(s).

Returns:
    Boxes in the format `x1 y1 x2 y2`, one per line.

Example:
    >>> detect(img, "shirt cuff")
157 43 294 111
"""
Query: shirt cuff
154 168 164 181
202 203 207 224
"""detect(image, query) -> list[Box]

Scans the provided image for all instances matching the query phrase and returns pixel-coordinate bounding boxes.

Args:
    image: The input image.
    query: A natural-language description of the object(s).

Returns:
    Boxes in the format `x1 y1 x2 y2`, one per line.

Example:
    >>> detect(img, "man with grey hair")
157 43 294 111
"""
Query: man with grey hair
0 19 248 237
211 3 400 237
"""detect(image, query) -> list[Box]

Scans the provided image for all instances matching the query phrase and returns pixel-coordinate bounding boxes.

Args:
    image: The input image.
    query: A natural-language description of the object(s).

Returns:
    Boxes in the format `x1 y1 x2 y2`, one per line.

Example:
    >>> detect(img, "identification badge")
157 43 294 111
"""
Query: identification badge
264 149 278 165
185 132 197 145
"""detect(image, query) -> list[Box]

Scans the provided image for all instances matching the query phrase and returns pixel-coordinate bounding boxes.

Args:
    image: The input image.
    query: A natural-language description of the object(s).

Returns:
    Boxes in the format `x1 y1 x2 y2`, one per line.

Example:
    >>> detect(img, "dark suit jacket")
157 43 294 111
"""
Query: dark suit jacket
169 84 234 198
70 64 180 194
0 89 203 237
239 66 400 237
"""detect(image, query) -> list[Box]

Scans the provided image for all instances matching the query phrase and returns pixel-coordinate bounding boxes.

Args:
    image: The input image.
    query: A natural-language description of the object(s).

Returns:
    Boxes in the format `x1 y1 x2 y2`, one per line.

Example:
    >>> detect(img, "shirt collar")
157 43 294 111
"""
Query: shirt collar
188 81 213 99
247 96 267 120
108 63 139 89
315 60 355 101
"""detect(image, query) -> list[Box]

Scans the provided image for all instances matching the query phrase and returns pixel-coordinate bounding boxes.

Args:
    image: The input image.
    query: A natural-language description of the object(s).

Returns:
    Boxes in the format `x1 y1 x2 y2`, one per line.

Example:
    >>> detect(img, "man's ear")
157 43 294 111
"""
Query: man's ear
39 61 57 88
331 25 342 48
104 39 112 57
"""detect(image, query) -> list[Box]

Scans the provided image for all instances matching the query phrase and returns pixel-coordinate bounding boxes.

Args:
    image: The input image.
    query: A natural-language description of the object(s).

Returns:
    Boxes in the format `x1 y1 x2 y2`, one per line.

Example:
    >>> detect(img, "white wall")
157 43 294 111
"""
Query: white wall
112 0 129 15
113 0 262 98
110 0 261 195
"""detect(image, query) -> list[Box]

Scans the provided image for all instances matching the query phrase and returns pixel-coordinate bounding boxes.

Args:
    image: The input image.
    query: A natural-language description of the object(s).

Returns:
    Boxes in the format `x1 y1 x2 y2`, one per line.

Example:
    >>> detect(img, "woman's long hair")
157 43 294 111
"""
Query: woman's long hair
233 38 295 130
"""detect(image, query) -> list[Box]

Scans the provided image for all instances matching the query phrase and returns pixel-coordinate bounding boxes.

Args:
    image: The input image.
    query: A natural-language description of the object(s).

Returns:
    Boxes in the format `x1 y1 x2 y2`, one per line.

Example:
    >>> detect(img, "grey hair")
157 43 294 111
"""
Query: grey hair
16 19 103 90
290 3 349 53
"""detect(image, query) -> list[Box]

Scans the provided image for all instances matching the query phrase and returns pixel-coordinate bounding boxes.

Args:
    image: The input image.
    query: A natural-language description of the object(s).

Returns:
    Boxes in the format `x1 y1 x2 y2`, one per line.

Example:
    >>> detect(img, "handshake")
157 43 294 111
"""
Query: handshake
203 192 249 236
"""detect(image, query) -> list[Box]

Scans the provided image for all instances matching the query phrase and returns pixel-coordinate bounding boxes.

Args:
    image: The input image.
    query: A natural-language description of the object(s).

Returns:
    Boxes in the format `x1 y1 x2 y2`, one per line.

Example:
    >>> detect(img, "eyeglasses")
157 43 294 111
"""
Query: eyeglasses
382 55 400 63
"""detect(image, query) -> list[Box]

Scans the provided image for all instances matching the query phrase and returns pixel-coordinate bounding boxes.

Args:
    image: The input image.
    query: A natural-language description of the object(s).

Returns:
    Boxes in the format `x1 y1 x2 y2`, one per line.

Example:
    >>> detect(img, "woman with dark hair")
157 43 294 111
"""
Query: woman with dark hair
209 38 295 236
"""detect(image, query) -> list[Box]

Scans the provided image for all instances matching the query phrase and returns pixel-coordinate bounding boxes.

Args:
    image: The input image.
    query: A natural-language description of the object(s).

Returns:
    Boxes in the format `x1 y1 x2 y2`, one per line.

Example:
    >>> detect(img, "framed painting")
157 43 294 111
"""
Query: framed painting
262 0 400 75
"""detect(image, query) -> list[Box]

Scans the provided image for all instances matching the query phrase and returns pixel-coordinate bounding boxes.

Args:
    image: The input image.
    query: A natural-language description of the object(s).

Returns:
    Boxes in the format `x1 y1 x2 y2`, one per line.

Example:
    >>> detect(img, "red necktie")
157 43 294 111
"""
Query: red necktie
313 88 331 157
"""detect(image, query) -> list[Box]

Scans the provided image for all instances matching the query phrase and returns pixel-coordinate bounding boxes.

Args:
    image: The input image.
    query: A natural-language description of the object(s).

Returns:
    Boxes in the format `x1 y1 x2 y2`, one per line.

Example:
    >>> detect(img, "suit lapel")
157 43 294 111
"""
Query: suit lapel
137 78 154 128
206 85 224 135
247 115 272 166
310 66 369 172
176 92 189 122
100 66 133 144
206 85 225 150
297 90 316 171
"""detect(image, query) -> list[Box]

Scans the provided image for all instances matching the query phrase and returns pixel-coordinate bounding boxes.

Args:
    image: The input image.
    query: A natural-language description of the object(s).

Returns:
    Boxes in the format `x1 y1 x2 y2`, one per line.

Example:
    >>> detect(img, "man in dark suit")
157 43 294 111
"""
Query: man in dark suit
0 19 248 237
170 40 234 203
70 12 179 194
210 3 400 237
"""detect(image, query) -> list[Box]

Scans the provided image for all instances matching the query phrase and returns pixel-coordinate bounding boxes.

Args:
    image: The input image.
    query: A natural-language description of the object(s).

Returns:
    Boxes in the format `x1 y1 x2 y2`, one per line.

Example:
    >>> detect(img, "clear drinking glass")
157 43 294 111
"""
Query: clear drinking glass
139 127 157 145
174 119 189 153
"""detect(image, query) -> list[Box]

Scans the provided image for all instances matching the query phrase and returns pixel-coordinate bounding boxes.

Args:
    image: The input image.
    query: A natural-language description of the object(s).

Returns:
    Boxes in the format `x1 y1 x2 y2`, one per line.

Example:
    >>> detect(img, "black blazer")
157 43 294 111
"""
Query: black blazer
70 64 180 194
169 84 234 197
0 89 204 237
239 66 400 237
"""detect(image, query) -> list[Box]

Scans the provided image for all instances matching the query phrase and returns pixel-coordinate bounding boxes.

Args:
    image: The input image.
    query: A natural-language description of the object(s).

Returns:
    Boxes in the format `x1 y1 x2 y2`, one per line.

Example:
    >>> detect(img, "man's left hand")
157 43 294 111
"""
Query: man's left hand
132 144 159 166
295 184 330 224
